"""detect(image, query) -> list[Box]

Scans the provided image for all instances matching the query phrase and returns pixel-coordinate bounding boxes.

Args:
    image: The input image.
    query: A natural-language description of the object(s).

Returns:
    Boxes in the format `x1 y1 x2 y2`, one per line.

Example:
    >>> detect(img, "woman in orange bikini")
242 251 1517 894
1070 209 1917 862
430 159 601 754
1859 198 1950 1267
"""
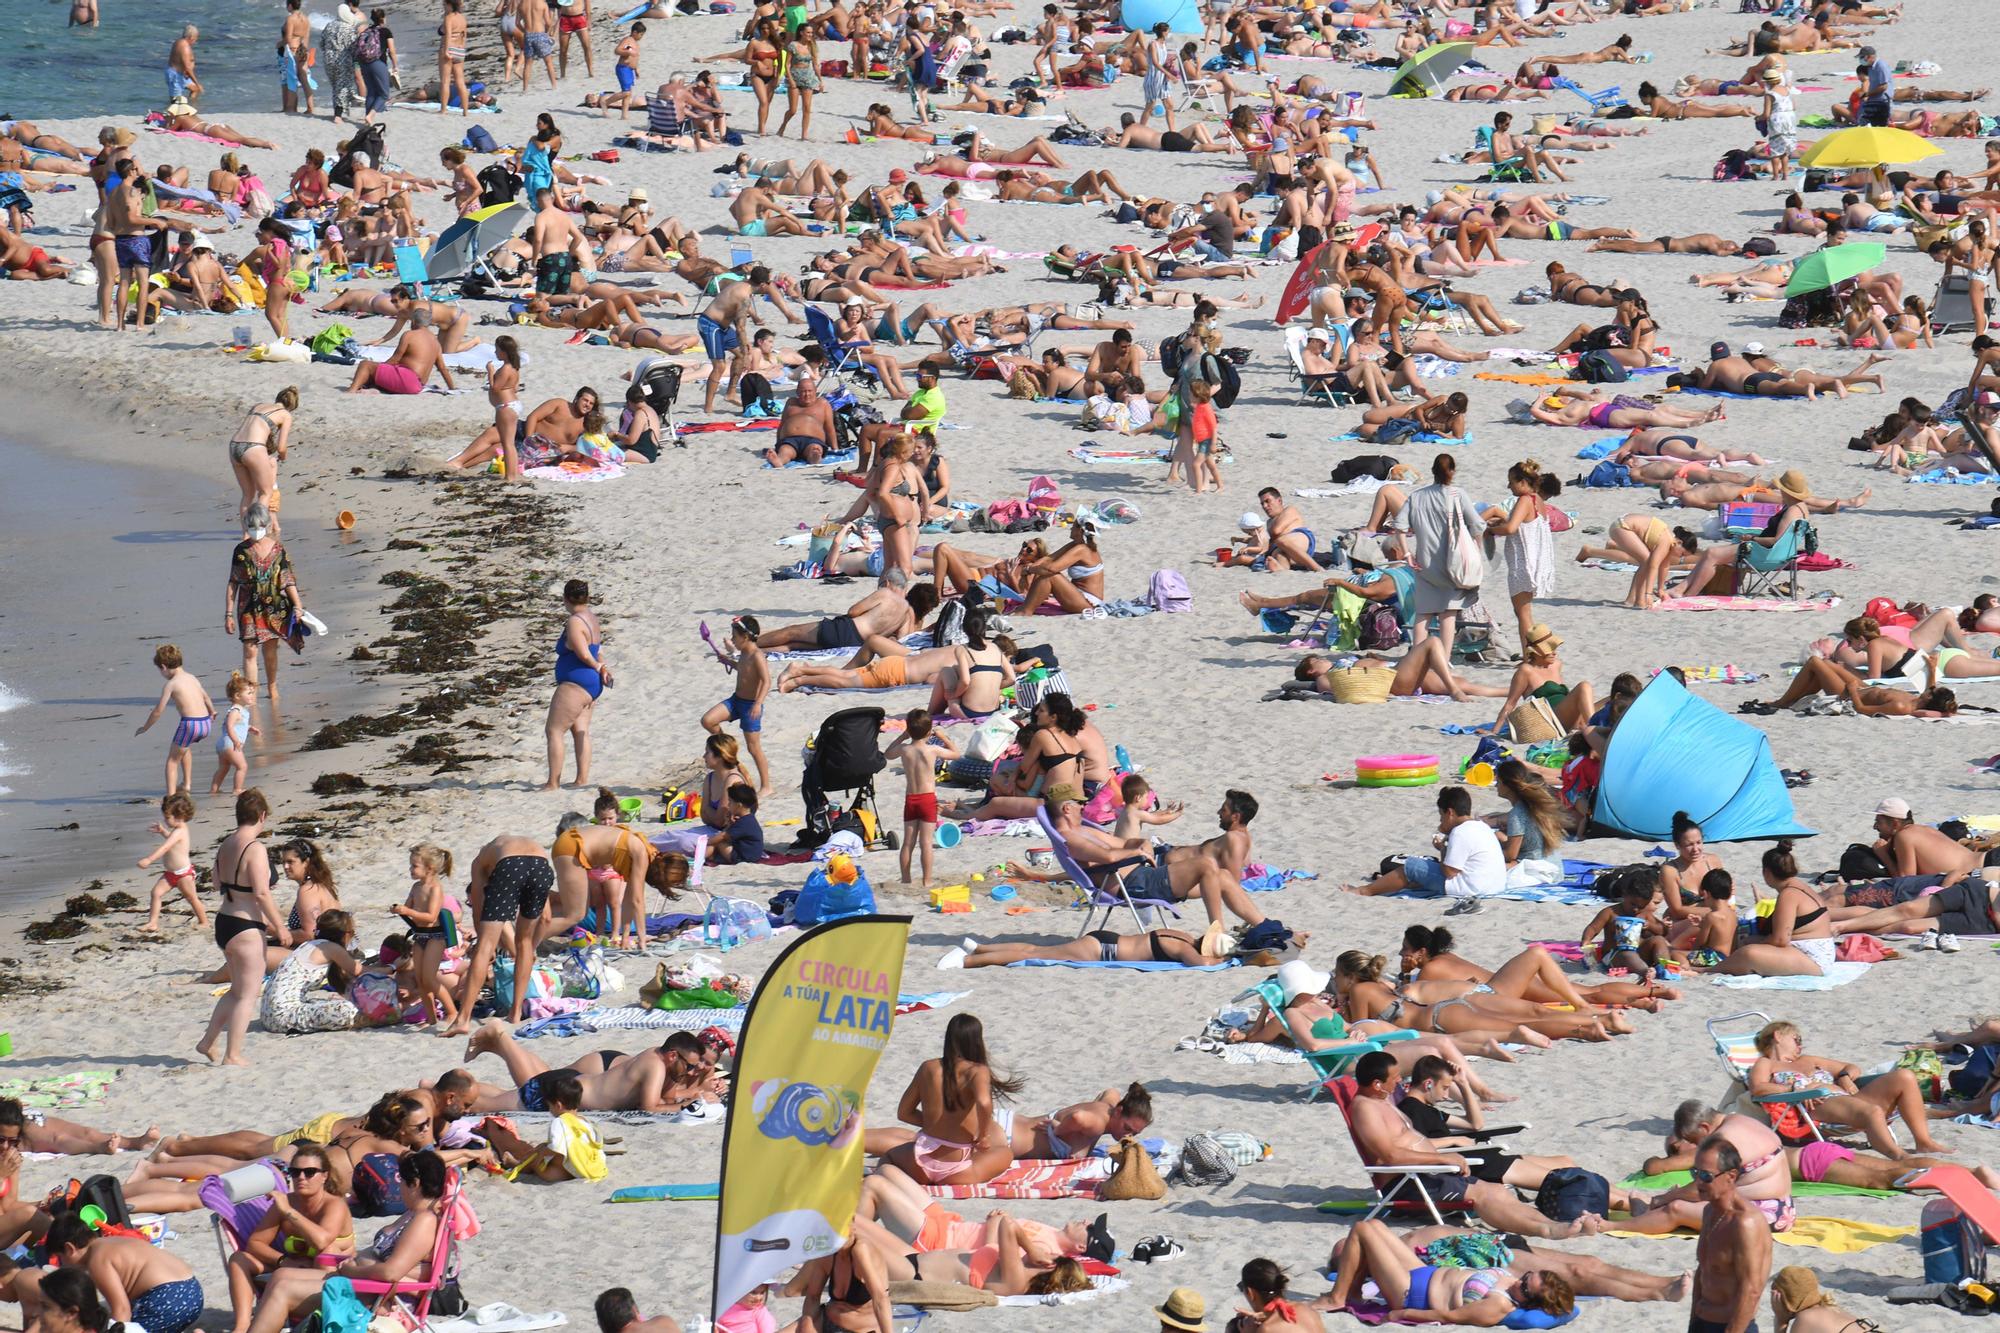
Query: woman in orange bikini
550 812 660 949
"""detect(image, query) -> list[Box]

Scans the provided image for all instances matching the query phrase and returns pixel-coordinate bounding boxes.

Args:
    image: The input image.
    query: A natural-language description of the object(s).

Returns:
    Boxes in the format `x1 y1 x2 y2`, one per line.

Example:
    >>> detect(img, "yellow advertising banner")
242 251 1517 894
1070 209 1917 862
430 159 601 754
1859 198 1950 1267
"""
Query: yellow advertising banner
712 914 910 1317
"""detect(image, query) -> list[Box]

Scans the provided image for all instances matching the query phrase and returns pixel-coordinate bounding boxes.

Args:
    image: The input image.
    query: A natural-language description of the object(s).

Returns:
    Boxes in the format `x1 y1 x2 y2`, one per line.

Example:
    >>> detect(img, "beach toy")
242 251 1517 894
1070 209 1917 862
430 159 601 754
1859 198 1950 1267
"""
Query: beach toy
929 884 970 909
1354 764 1439 781
934 822 963 849
989 883 1017 902
1356 752 1441 787
663 787 702 823
77 1205 107 1230
336 509 356 531
1357 753 1440 770
0 1033 11 1057
1356 773 1441 788
618 797 645 819
1462 762 1496 787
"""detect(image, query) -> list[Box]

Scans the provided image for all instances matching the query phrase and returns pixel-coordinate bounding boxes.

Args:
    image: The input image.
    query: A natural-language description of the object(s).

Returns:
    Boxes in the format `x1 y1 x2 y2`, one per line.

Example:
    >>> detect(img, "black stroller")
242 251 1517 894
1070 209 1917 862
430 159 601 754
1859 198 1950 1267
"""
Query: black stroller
637 361 684 444
798 706 898 850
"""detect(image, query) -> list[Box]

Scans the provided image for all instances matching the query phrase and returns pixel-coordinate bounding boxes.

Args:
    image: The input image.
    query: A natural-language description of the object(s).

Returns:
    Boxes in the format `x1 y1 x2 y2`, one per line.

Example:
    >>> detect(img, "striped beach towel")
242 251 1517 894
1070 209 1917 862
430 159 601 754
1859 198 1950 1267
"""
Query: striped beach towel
924 1158 1112 1200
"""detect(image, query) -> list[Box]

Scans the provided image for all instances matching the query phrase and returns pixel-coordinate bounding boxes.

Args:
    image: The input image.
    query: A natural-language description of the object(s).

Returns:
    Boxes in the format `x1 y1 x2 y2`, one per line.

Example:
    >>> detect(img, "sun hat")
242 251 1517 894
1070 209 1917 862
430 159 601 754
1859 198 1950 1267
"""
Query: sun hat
1275 958 1331 1004
1775 469 1813 500
1875 797 1912 820
1304 328 1330 342
191 234 215 251
1331 220 1358 239
1760 68 1785 83
1239 510 1264 531
167 100 196 117
99 126 136 146
1156 1289 1208 1333
1345 533 1386 568
888 167 909 183
1743 340 1766 355
628 186 649 202
1074 507 1101 535
1043 782 1085 807
1524 623 1563 653
843 297 864 308
1771 1268 1833 1316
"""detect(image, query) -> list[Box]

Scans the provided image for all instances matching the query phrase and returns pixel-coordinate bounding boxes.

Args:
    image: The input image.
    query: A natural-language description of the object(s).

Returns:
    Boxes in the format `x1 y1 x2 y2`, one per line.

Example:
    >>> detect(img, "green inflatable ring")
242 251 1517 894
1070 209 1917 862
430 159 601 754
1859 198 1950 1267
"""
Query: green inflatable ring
1357 773 1442 788
1354 765 1440 781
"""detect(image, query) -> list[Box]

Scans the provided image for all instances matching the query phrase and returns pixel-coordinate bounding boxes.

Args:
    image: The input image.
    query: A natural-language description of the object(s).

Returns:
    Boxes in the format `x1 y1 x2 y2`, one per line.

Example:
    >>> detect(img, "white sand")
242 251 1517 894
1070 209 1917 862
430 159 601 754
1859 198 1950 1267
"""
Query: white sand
3 1 1998 1329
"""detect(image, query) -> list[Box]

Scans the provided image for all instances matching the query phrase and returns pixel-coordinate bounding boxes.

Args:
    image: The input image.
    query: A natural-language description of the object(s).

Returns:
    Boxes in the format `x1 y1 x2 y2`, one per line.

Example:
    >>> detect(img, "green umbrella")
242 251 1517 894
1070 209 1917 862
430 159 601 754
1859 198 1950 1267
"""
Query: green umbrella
1784 241 1887 297
1390 42 1474 98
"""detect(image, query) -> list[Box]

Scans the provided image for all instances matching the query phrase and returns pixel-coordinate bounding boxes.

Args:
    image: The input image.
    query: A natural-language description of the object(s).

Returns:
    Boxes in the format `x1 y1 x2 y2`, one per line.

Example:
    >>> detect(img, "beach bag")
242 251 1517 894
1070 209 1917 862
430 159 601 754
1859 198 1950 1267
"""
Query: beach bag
1951 1044 2000 1099
964 714 1019 763
1573 350 1628 384
1100 1136 1167 1200
930 596 968 647
1357 600 1402 652
354 24 384 62
1148 569 1192 613
350 1153 407 1217
1896 1048 1948 1104
1330 454 1397 484
1025 474 1063 513
793 865 876 925
1169 1132 1239 1187
1922 1197 1988 1285
464 124 499 154
490 956 559 1011
1328 665 1394 703
478 161 520 206
51 1175 133 1231
1444 497 1485 592
1534 1167 1610 1222
1839 844 1890 881
1506 698 1562 744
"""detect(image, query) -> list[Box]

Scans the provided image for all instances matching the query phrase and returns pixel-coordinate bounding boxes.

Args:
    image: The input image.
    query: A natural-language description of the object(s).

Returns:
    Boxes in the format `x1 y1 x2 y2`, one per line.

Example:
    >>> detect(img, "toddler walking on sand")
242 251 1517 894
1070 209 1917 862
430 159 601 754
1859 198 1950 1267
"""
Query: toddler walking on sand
134 645 215 797
886 708 960 889
138 790 205 931
208 672 260 795
702 615 774 794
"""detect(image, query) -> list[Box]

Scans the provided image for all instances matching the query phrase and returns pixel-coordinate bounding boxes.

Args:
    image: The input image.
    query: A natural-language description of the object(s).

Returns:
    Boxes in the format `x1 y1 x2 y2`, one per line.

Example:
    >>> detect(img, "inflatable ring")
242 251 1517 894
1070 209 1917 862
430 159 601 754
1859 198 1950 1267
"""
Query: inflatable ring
1356 753 1440 770
1354 765 1439 781
1357 773 1442 788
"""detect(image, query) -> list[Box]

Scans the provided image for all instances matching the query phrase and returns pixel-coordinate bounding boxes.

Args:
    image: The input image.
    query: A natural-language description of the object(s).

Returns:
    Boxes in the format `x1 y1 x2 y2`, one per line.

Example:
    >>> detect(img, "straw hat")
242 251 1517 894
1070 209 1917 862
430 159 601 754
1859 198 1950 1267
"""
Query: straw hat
1331 221 1358 240
1275 958 1331 1004
628 186 649 202
1775 469 1813 501
1524 623 1563 655
1155 1289 1208 1333
99 126 136 147
166 100 196 117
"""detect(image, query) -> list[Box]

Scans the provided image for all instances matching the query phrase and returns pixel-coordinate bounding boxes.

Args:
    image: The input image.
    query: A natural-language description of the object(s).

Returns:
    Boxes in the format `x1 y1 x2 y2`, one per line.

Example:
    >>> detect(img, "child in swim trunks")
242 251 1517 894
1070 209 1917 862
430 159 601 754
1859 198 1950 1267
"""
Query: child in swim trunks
134 643 215 798
701 616 772 793
139 789 205 931
887 708 961 890
209 671 259 795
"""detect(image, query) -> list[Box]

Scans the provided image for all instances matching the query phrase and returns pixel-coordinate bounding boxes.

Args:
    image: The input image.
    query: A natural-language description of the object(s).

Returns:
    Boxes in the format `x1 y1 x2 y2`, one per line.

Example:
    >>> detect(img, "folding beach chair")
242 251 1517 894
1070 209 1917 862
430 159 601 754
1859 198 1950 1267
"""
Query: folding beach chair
1551 76 1627 113
392 241 429 298
1732 521 1812 599
804 305 885 396
1229 976 1423 1101
1933 270 1994 336
1036 806 1180 935
346 1182 466 1332
1284 326 1356 406
1707 1011 1834 1142
1325 1076 1473 1224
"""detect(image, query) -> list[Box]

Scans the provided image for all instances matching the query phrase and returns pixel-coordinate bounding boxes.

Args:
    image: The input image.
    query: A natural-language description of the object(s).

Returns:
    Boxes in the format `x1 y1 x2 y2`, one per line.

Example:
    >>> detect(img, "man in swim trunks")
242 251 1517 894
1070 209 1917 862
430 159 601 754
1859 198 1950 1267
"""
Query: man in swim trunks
1587 233 1743 257
697 263 789 414
1870 796 1984 879
728 184 808 238
765 368 837 467
756 569 916 651
1619 1104 1794 1235
557 0 595 79
42 1215 205 1333
531 185 591 296
456 1022 719 1113
1655 1100 2000 1194
345 305 454 394
1687 1136 1772 1333
441 835 554 1037
104 165 172 332
1054 788 1268 930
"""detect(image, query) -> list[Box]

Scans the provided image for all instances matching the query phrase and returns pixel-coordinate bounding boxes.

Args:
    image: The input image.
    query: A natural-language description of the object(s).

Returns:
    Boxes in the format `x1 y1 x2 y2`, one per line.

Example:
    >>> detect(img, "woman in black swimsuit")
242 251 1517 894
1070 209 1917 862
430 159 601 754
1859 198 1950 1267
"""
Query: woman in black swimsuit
950 927 1206 967
1544 261 1620 308
790 1233 893 1331
199 789 287 1067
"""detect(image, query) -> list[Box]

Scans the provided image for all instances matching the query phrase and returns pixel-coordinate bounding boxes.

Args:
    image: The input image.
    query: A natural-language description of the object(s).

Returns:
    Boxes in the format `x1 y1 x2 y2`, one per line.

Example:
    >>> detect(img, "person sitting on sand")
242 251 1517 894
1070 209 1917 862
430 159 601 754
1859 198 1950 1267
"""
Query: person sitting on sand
38 1212 205 1333
1321 1219 1578 1325
0 1100 157 1157
455 1023 721 1115
1485 624 1596 737
1343 1051 1620 1238
875 1014 1018 1187
345 305 453 395
1341 786 1509 902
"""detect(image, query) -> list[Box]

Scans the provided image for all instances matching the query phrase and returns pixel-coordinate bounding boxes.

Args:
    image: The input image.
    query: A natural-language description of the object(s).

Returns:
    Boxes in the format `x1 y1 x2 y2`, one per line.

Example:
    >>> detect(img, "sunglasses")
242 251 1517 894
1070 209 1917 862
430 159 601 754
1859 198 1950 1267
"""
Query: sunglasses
1690 1167 1736 1184
286 1165 325 1179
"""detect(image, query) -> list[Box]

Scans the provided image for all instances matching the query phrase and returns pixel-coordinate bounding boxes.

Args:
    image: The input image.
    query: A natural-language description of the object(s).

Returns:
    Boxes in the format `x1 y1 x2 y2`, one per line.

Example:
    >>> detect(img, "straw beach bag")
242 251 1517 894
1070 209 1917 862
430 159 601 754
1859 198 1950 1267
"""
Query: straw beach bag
1100 1136 1167 1200
1506 698 1562 744
1328 665 1395 704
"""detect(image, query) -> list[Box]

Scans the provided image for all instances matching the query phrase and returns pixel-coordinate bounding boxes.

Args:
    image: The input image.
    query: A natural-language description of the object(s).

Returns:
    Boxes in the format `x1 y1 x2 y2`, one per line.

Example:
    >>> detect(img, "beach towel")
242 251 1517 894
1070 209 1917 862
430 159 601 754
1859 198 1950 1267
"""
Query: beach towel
608 1183 721 1203
1604 1215 1914 1253
523 462 627 483
1574 435 1625 460
1908 469 1997 485
358 343 521 372
1652 596 1839 613
1331 431 1471 447
1070 445 1173 464
1296 479 1391 498
762 449 858 470
924 1158 1111 1199
1665 664 1766 684
0 1071 116 1108
429 1307 567 1333
1709 961 1870 990
1009 956 1240 972
996 1276 1129 1306
672 419 780 436
1620 1170 1898 1200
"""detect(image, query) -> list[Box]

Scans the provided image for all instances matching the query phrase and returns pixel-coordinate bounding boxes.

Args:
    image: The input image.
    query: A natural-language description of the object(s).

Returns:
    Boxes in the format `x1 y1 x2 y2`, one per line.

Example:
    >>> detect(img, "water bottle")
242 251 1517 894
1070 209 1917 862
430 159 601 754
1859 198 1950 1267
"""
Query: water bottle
217 1162 283 1203
1114 744 1133 772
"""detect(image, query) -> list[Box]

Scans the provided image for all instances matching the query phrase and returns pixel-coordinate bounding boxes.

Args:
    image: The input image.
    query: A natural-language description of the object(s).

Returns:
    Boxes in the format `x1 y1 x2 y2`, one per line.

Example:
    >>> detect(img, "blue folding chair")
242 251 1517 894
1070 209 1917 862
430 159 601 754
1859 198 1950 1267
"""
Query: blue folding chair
804 305 885 396
1551 77 1626 113
392 241 429 297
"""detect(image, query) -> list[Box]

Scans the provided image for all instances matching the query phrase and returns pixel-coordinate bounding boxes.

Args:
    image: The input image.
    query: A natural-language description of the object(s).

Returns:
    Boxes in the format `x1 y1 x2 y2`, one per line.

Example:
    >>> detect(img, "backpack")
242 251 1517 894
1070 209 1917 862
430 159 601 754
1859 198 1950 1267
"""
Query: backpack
351 1153 408 1218
464 124 499 154
51 1175 133 1231
1922 1197 1989 1285
1170 1133 1240 1187
1148 569 1192 613
477 161 520 206
1573 350 1628 384
1534 1167 1611 1222
354 24 384 63
1202 351 1242 408
1357 600 1402 652
930 597 968 647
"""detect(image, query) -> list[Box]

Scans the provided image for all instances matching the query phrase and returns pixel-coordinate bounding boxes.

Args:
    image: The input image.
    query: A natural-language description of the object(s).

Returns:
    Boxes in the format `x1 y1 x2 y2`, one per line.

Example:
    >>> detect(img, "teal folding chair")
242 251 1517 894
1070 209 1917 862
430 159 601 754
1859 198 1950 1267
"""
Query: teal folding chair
392 241 429 297
1734 521 1812 599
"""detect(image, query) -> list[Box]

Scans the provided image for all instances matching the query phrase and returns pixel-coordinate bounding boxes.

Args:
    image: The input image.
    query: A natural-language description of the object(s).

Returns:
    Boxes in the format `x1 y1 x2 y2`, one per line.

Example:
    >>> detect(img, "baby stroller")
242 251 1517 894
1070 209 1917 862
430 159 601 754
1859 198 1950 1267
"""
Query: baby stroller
637 360 684 443
798 706 898 850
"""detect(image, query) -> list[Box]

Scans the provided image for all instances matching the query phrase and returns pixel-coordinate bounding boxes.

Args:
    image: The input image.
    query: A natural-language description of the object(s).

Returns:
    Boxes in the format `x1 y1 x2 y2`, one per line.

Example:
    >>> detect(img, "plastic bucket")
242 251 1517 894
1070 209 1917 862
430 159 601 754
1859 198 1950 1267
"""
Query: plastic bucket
336 510 356 530
619 797 644 819
934 822 963 849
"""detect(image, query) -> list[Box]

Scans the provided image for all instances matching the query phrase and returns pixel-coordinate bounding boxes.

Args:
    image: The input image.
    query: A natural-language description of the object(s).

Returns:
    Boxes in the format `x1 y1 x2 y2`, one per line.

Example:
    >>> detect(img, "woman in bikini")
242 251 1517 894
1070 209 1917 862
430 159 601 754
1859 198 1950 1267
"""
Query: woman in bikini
1611 427 1767 467
199 789 286 1067
551 814 658 950
930 606 1014 719
1657 811 1726 920
882 1014 1020 1186
224 1143 355 1332
226 389 297 530
939 693 1092 821
1485 623 1596 737
1710 844 1839 979
1544 262 1619 308
865 433 925 579
437 0 470 118
483 337 523 476
1326 1224 1574 1325
929 537 1047 601
1399 924 1671 1011
1571 512 1694 609
1224 960 1518 1097
1334 951 1632 1044
863 103 939 143
1012 513 1106 614
1749 1019 1950 1157
1529 389 1720 431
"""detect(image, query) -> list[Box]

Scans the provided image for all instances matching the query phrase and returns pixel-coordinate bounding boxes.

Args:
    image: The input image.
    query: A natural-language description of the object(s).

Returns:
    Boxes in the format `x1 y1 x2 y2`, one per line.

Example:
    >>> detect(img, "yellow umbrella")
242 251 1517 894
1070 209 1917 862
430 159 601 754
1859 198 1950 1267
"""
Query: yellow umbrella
1799 125 1941 169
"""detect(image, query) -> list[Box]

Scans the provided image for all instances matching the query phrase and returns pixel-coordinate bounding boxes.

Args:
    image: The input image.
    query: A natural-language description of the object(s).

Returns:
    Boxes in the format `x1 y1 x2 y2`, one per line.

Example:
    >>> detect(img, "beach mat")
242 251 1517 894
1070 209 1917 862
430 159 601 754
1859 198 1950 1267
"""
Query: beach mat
1620 1170 1898 1200
1709 961 1870 990
1604 1215 1913 1253
1007 957 1240 972
924 1159 1111 1199
609 1183 721 1203
1652 596 1839 613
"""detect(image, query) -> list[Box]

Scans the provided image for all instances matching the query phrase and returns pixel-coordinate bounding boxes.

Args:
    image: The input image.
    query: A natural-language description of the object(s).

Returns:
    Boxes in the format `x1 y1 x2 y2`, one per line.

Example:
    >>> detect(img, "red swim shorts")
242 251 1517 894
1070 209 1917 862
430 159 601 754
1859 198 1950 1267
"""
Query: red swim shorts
10 246 49 273
560 13 588 32
373 362 423 395
904 792 938 824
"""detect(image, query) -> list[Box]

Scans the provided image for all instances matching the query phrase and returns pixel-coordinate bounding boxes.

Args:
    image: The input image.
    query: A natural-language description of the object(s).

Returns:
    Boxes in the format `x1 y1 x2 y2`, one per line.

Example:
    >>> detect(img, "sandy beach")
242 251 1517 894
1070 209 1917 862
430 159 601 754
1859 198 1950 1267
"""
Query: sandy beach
4 0 2000 1328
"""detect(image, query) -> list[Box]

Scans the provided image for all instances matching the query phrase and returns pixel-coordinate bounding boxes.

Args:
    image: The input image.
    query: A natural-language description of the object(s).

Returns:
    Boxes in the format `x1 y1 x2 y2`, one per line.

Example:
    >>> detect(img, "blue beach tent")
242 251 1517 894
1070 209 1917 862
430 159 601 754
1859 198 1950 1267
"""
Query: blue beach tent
1593 673 1814 843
